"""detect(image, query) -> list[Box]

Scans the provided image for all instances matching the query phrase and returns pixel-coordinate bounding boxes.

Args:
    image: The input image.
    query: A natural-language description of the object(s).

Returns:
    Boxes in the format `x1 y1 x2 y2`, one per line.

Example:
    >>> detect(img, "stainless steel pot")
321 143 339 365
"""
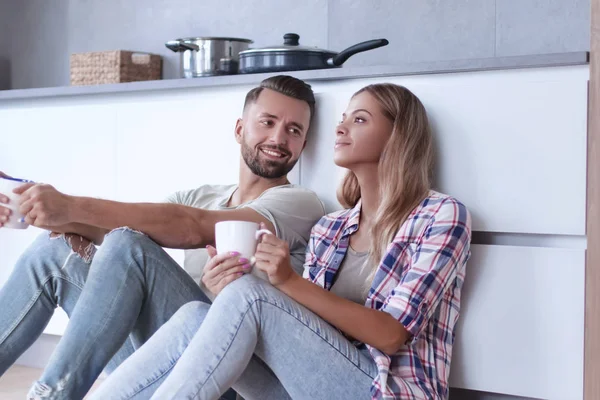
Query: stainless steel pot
166 37 253 78
238 33 389 74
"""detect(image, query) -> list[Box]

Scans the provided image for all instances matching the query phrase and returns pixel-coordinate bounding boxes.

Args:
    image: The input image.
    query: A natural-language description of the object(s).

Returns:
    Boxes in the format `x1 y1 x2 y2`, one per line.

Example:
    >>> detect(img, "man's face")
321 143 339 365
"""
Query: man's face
237 88 311 179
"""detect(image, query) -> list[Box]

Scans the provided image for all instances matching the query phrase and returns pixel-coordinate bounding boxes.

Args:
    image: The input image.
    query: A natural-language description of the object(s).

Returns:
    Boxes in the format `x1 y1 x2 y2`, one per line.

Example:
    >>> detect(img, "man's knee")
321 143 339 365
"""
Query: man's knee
49 232 95 263
100 227 155 253
94 227 164 275
18 232 92 270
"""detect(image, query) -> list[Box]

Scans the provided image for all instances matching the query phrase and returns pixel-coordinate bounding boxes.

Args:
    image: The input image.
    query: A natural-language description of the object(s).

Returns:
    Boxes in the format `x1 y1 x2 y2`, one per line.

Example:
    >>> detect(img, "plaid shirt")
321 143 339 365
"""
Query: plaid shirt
303 191 471 399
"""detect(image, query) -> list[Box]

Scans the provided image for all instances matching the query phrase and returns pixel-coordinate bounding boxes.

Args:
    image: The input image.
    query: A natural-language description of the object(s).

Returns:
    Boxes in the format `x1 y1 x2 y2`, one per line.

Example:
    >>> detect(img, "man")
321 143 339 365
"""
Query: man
0 75 325 399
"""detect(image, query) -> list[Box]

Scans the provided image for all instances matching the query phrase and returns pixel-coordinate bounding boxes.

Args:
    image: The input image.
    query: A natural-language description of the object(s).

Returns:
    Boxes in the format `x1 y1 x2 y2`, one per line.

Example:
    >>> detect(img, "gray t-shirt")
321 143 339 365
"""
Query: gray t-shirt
166 184 325 298
330 246 371 305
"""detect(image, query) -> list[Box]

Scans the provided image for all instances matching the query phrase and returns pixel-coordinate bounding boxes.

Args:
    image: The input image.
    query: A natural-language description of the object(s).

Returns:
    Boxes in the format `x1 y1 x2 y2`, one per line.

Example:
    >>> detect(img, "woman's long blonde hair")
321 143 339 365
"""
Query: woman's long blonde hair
337 84 433 276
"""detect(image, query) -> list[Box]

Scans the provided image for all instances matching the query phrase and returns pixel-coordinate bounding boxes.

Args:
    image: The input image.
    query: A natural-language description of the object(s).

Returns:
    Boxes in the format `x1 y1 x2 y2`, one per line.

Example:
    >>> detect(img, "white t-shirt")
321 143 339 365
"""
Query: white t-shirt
166 184 325 298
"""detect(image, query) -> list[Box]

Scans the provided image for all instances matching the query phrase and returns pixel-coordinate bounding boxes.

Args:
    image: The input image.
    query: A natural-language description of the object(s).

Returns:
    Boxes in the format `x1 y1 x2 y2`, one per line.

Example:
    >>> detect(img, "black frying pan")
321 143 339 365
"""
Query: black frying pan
238 33 389 74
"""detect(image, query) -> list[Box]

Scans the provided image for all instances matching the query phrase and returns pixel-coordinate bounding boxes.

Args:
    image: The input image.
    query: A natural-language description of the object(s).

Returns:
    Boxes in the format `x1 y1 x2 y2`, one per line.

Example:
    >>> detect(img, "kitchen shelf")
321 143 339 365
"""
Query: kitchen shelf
0 52 589 103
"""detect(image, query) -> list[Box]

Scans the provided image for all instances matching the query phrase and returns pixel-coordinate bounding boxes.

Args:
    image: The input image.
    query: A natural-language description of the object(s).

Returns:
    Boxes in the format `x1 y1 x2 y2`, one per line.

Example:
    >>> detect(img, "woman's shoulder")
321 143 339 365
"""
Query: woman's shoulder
310 207 357 234
394 191 471 242
324 207 355 220
423 190 469 215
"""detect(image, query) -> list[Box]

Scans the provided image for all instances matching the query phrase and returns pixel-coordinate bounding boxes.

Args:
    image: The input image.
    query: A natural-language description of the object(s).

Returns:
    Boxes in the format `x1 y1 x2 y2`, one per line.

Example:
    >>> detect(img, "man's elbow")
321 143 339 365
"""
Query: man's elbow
179 208 211 248
185 231 209 249
183 221 213 249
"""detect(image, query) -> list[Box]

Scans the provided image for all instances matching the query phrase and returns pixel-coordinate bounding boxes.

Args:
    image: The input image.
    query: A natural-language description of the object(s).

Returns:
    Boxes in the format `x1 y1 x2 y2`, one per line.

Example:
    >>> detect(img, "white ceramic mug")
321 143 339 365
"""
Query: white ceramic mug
215 220 272 265
0 177 32 229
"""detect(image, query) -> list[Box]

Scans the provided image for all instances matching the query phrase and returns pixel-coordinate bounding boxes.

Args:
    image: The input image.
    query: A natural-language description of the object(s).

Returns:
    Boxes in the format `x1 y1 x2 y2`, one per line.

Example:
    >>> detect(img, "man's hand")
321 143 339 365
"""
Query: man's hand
15 183 74 228
201 246 250 296
254 225 296 287
0 171 12 228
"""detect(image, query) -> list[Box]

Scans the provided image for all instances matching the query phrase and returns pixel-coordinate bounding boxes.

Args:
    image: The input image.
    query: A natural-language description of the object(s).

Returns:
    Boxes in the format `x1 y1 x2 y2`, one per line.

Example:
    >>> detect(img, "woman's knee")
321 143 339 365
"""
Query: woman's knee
169 301 210 333
174 301 210 320
217 274 274 307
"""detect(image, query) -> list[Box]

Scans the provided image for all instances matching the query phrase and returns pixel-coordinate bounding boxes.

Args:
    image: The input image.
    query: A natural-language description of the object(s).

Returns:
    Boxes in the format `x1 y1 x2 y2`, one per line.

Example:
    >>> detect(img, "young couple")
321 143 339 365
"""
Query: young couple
0 75 471 399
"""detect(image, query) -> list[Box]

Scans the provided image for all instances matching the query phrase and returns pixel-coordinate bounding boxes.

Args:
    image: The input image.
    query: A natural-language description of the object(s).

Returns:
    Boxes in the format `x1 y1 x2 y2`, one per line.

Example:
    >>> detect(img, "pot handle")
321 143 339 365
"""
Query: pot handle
328 39 389 67
165 40 200 52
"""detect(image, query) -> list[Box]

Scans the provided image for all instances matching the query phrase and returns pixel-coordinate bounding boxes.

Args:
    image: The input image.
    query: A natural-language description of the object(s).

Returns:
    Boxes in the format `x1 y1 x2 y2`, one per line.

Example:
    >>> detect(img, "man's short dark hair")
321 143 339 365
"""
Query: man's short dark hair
243 75 315 121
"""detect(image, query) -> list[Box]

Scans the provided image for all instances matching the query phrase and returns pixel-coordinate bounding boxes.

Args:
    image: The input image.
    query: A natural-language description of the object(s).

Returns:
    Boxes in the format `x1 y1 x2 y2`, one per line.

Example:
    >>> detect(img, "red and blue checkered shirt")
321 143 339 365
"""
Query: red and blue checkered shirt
303 191 471 399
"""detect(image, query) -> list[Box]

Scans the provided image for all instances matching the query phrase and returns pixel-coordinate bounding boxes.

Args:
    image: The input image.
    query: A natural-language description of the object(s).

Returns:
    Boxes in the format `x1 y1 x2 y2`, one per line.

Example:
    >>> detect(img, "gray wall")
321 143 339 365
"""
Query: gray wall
0 1 14 89
0 0 591 89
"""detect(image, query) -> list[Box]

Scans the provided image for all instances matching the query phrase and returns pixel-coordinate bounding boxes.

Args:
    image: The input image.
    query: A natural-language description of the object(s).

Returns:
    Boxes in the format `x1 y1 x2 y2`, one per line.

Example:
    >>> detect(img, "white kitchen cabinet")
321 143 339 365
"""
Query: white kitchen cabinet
0 64 590 400
450 244 585 400
303 66 589 235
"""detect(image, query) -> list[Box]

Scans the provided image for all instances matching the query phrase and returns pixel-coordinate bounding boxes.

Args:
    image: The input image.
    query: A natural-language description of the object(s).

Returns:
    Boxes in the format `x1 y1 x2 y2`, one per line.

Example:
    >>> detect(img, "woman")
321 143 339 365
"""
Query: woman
90 83 471 400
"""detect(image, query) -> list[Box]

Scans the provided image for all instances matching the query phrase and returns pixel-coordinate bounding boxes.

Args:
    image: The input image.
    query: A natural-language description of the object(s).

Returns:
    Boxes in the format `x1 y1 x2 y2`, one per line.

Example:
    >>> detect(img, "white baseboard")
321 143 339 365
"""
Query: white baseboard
450 388 541 400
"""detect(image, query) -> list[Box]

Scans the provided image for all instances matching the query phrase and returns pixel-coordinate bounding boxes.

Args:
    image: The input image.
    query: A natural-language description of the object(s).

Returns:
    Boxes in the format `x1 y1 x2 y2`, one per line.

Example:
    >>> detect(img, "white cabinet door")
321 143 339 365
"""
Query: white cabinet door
0 103 118 335
450 244 585 400
114 87 250 203
306 66 588 235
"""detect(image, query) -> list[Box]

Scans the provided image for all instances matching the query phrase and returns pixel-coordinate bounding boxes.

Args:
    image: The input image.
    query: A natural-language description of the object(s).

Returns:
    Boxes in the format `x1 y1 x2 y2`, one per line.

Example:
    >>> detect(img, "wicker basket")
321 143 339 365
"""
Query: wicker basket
70 51 162 86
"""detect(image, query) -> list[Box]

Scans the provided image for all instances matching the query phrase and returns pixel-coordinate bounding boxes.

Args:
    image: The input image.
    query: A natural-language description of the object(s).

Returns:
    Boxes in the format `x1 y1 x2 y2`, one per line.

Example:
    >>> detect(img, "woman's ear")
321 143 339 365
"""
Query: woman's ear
234 118 243 144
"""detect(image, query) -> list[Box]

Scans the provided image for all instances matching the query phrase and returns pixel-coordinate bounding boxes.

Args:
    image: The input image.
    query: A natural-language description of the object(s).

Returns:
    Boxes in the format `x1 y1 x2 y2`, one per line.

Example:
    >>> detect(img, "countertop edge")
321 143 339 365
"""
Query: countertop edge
0 52 590 102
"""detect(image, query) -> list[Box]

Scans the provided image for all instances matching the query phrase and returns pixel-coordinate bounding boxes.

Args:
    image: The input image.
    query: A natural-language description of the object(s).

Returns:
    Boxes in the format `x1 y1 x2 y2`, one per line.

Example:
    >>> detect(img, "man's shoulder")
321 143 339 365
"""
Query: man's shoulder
257 184 325 209
175 184 236 207
261 183 317 196
195 183 237 195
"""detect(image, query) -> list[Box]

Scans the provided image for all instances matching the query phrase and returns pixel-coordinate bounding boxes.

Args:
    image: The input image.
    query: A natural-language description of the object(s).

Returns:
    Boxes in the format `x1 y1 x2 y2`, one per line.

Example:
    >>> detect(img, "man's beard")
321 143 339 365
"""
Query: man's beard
241 140 298 179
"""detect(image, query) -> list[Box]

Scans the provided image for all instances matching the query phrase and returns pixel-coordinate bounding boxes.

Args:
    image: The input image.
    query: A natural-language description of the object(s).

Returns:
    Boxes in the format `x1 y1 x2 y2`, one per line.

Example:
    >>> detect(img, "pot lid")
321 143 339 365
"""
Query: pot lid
176 37 253 43
239 33 335 55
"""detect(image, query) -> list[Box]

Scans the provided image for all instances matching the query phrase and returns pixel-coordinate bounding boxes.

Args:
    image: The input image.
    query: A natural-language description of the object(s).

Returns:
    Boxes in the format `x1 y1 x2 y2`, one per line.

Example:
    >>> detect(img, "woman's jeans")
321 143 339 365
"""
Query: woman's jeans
90 275 379 400
0 228 212 400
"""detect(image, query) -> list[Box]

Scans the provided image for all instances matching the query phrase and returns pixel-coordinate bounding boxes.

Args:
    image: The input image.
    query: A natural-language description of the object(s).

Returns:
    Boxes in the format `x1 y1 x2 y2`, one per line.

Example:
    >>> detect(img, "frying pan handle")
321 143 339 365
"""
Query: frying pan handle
329 39 389 67
165 40 200 52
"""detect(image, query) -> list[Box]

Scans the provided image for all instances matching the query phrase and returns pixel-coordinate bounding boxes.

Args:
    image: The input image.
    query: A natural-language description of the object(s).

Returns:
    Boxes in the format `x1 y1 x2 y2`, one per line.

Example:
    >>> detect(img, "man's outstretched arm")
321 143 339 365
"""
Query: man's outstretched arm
16 184 274 249
0 172 109 244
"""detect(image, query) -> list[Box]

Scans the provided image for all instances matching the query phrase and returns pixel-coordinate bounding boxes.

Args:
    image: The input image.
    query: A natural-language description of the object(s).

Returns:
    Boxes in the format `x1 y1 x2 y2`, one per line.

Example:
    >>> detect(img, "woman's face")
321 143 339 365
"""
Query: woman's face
333 91 393 169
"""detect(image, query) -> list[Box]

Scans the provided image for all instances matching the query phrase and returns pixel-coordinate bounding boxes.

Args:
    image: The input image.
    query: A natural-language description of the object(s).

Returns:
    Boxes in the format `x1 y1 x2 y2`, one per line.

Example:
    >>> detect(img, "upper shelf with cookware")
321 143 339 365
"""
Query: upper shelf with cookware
0 52 589 102
165 33 389 78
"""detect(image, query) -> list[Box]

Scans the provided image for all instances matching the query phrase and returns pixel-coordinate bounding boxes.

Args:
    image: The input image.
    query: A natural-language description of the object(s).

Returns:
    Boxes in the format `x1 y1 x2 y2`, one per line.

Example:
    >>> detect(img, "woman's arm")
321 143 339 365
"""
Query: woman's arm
256 198 471 355
254 233 409 354
280 274 409 354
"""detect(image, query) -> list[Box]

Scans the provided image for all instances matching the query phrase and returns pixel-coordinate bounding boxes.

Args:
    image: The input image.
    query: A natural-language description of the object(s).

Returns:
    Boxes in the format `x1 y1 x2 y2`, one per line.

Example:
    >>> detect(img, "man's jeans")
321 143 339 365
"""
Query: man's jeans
0 228 211 400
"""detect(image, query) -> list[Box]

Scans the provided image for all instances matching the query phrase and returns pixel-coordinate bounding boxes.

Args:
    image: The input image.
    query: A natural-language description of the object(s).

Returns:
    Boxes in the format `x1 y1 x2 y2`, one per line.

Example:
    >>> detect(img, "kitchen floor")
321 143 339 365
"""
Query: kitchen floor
0 366 103 399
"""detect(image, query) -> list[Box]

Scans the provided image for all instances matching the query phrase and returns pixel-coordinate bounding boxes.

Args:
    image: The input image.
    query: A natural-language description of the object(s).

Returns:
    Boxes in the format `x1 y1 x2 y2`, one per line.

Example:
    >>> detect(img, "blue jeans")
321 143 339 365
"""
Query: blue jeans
89 274 379 400
0 228 212 400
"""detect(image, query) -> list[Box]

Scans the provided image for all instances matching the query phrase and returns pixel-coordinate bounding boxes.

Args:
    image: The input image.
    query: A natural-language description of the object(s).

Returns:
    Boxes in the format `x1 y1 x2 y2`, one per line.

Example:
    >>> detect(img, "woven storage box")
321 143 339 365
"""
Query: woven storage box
70 51 162 85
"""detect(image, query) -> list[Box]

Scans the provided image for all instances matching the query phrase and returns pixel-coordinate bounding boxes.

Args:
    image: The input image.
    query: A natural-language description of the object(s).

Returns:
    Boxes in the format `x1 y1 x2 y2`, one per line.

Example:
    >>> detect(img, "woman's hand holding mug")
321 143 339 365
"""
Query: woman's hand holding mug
202 247 252 296
253 225 296 287
202 220 273 296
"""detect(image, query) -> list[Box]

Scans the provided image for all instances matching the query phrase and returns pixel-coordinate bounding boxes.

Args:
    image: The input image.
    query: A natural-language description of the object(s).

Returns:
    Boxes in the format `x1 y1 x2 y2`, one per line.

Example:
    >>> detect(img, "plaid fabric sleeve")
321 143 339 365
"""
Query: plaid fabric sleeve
302 221 321 281
381 198 471 343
